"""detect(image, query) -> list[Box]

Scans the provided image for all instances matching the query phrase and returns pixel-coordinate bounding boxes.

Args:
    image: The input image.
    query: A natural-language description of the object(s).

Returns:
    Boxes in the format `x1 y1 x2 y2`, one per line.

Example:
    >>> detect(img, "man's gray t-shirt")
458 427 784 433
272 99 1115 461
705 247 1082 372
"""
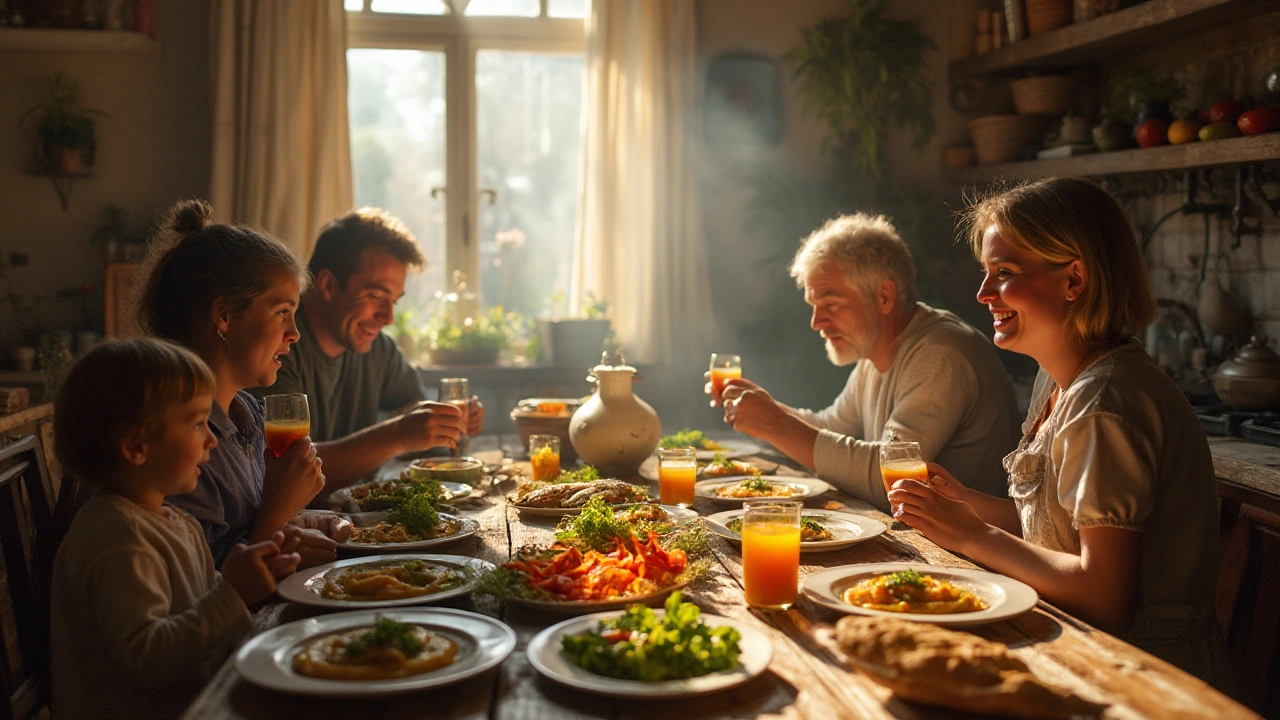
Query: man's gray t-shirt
254 308 425 442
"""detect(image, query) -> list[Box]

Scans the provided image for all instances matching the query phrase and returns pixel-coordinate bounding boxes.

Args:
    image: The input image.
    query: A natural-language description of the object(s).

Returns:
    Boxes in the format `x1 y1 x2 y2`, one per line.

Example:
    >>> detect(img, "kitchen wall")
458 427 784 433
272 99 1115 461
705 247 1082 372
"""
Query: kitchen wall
0 0 212 352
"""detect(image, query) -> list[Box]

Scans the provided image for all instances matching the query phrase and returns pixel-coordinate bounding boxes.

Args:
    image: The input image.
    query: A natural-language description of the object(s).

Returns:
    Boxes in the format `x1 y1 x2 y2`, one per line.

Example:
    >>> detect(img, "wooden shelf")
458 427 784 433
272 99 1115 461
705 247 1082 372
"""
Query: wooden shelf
954 133 1280 183
950 0 1280 78
0 27 155 53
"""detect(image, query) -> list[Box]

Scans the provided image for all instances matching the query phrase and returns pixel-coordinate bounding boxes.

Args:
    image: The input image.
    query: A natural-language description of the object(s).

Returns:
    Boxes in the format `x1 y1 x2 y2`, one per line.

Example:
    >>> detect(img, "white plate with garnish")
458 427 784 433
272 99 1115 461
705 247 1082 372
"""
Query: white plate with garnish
329 480 472 513
335 513 481 553
692 438 761 461
801 562 1039 627
277 554 495 609
694 475 831 505
235 608 515 696
526 609 773 698
704 509 885 553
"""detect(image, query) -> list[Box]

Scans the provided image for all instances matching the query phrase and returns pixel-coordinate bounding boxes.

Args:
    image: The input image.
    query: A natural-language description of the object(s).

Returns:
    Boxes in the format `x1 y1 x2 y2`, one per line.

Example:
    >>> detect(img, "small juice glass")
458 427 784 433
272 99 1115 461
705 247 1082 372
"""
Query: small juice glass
438 377 470 455
262 393 310 458
657 447 697 506
741 499 802 611
529 434 561 482
709 353 743 402
879 440 928 515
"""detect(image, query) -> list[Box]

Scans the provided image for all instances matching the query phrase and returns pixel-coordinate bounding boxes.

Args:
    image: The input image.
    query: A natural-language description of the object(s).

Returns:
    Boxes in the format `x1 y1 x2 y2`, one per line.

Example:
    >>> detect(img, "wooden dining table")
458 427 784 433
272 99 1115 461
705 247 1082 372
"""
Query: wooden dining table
184 448 1257 720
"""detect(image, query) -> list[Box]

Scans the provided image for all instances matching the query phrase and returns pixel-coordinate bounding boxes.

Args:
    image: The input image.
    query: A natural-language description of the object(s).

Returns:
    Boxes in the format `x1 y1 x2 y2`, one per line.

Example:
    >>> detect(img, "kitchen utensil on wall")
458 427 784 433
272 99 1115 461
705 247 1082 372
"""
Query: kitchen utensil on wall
1212 336 1280 409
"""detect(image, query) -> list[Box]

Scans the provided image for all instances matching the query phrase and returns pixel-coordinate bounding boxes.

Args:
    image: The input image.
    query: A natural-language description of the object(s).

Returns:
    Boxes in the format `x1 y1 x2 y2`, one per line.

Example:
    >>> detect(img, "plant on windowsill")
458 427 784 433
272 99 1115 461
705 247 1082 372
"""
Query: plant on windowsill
20 70 110 176
425 306 525 367
535 290 612 369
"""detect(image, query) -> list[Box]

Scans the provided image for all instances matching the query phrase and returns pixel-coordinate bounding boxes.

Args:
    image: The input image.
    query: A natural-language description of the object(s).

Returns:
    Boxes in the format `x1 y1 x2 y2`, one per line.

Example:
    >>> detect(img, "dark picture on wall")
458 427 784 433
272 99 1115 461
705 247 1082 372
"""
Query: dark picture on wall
705 53 782 145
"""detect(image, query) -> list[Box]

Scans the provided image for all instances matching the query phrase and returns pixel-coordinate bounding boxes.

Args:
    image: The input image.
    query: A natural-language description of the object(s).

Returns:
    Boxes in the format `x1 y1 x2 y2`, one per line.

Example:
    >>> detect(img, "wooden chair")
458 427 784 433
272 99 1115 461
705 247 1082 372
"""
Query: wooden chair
0 434 56 720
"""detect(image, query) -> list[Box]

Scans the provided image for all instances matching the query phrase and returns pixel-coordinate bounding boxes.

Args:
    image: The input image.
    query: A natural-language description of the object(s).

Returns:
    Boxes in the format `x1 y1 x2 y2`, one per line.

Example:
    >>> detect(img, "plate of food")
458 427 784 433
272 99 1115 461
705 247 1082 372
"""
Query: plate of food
508 477 652 518
694 475 830 504
705 509 885 553
329 478 472 513
801 562 1039 627
277 554 495 608
526 592 772 698
699 453 768 478
336 509 480 553
234 609 516 696
658 429 761 461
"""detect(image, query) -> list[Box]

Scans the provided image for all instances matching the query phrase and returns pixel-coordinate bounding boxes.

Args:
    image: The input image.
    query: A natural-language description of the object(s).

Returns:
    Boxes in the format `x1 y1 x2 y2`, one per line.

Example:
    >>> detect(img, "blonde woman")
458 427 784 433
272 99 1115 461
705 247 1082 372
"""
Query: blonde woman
890 176 1225 688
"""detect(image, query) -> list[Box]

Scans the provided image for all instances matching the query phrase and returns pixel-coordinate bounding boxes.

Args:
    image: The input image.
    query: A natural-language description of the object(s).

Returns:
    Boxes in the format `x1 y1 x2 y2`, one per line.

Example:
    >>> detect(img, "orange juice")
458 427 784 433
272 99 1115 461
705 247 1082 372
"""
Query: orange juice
710 366 743 397
447 399 470 425
658 465 697 506
741 521 801 609
879 459 929 494
264 420 309 458
530 445 561 482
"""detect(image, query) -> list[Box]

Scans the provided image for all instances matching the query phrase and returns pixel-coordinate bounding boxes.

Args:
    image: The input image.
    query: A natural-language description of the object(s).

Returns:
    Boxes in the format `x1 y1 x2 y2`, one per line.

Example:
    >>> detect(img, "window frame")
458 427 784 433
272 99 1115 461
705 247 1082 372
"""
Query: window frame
346 3 586 315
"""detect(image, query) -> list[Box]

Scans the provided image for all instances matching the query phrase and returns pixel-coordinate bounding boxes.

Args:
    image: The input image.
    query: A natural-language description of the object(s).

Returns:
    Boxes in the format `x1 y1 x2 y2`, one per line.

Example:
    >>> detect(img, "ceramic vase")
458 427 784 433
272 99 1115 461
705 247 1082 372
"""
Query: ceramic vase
569 360 661 477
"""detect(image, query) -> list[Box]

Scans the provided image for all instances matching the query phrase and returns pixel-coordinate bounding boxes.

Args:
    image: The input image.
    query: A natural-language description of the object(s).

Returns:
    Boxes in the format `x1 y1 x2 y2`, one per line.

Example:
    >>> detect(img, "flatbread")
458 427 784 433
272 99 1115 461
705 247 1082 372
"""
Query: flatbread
836 616 1108 719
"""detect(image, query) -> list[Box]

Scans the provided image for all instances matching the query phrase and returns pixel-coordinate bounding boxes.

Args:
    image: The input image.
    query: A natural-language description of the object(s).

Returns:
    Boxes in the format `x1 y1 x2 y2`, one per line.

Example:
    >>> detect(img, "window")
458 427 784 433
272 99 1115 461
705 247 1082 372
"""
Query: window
346 0 586 326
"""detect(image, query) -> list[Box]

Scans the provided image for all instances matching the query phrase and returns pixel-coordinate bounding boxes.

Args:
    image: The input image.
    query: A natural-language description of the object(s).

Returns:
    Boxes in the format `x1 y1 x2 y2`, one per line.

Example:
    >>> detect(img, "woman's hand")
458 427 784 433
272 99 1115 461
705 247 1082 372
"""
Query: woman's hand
281 524 338 569
291 510 353 542
922 461 968 502
889 479 991 556
222 532 299 604
259 437 325 536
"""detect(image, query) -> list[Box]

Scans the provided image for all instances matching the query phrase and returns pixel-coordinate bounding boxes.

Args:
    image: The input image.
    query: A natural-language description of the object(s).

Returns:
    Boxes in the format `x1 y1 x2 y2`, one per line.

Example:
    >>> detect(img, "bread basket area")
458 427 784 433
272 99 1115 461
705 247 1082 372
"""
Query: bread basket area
1011 75 1076 116
967 115 1046 164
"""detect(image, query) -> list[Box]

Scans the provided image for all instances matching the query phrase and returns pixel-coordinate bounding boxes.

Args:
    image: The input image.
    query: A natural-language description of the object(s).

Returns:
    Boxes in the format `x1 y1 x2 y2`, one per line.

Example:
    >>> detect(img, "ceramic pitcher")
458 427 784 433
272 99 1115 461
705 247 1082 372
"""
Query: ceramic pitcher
569 355 661 477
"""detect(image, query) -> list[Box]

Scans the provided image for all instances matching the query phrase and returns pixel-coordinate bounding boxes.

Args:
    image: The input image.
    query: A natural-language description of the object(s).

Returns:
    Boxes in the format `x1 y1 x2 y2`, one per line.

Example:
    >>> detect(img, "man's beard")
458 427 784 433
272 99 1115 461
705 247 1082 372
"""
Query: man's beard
823 308 881 367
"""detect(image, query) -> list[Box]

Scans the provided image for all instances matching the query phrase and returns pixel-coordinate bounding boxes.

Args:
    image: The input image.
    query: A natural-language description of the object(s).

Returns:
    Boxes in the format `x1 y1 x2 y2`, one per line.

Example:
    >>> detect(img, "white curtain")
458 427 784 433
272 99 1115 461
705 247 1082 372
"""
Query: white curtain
572 0 712 367
209 0 353 259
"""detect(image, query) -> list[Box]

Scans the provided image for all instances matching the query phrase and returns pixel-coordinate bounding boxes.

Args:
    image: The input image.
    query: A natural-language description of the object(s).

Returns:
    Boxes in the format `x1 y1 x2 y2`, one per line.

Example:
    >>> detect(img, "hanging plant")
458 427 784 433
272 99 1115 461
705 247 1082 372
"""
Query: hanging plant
19 70 110 175
784 0 936 183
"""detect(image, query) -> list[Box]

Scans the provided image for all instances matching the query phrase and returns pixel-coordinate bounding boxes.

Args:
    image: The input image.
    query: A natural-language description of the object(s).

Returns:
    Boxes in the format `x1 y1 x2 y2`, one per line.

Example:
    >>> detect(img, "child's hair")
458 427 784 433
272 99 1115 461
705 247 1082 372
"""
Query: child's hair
135 199 308 351
962 176 1157 346
54 338 216 487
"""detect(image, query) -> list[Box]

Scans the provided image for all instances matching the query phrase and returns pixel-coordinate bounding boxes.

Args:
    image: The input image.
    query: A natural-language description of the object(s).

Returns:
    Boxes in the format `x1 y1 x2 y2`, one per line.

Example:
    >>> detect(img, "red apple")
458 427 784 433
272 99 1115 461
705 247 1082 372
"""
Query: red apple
1136 119 1170 148
1238 106 1280 135
1210 100 1246 124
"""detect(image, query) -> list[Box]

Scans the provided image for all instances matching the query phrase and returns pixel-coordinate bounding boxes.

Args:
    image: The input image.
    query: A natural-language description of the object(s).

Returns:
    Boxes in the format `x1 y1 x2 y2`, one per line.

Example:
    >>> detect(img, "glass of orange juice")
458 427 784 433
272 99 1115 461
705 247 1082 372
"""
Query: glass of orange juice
529 434 561 482
740 499 802 611
879 440 928 518
657 447 697 506
262 393 310 458
438 377 470 456
709 353 742 404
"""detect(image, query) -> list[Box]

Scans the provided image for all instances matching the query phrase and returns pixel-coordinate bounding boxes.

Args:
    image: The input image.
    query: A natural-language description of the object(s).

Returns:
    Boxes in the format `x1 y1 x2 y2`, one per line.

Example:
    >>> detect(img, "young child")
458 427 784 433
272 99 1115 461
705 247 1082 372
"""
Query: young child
49 338 301 719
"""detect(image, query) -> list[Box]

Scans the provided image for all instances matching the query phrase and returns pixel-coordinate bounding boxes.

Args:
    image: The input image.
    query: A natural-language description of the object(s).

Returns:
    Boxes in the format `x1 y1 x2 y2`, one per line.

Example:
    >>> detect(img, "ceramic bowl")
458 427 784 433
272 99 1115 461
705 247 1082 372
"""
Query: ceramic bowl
403 456 485 485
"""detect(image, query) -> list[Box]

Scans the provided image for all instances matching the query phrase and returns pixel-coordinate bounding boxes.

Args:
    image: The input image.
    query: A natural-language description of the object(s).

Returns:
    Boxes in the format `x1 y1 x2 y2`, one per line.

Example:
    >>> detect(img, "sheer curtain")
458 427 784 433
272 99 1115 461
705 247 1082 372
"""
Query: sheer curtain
209 0 353 258
572 0 712 367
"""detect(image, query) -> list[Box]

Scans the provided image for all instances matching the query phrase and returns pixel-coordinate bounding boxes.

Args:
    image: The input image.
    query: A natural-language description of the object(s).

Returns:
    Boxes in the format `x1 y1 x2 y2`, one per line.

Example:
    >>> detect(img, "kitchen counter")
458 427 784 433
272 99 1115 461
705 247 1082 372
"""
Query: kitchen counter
1209 436 1280 497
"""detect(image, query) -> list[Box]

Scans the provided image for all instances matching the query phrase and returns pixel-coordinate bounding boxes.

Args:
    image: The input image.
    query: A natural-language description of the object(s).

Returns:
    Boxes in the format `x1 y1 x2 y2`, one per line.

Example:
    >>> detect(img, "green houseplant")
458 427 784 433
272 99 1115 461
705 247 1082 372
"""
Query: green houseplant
20 70 109 175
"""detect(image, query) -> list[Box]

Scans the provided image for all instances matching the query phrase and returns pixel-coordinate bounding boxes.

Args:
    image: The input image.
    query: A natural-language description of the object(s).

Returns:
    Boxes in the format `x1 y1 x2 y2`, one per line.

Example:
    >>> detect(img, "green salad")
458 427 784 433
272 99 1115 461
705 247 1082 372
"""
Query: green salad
559 591 741 682
658 429 721 451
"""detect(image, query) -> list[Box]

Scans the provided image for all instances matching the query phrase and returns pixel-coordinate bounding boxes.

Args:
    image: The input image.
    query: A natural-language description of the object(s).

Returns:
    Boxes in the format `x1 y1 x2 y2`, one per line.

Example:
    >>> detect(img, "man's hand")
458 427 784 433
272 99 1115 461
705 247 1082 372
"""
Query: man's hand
466 396 485 437
222 532 299 604
393 401 466 453
720 380 787 438
704 372 763 407
260 438 325 533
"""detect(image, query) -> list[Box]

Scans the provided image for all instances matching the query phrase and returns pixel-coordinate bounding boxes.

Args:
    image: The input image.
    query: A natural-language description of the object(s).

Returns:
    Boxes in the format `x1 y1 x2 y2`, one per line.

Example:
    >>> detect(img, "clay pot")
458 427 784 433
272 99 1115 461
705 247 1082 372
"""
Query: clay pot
1212 337 1280 410
568 358 661 477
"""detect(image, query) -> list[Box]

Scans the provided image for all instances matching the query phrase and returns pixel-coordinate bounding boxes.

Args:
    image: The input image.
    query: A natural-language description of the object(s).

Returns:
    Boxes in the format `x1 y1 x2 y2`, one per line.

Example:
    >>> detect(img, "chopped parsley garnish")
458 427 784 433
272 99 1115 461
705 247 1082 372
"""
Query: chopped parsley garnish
884 570 925 588
388 493 441 537
343 615 422 658
740 476 772 492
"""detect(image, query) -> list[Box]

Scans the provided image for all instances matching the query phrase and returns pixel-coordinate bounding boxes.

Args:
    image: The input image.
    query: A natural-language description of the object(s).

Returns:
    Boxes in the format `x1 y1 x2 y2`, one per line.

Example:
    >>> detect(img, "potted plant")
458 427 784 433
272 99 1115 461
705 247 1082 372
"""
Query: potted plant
536 291 612 369
20 70 109 175
426 306 511 366
1108 68 1185 126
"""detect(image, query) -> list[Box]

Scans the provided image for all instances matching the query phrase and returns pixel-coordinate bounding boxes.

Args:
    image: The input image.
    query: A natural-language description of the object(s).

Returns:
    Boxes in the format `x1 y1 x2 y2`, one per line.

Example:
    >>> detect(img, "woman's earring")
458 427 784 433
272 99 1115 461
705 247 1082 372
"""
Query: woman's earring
217 329 230 345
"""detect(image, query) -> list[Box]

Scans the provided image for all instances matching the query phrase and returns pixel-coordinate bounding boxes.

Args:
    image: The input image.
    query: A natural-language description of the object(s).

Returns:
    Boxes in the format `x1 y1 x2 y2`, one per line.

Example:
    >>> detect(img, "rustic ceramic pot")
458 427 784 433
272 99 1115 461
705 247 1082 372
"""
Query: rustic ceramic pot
568 359 661 477
1212 336 1280 409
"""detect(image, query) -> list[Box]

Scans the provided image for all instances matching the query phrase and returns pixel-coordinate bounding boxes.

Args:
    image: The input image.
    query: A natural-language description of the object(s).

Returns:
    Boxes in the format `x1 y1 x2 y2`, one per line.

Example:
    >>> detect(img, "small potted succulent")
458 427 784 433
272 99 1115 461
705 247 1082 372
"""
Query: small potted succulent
20 70 109 175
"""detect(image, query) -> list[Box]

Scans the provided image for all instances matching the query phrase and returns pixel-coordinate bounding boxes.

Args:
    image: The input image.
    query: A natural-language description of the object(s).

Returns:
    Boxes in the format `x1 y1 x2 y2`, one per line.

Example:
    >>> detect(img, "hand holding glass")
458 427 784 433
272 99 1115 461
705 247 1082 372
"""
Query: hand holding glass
262 393 310 458
709 353 742 404
657 447 697 506
879 440 928 514
438 378 470 455
529 434 561 482
741 499 802 611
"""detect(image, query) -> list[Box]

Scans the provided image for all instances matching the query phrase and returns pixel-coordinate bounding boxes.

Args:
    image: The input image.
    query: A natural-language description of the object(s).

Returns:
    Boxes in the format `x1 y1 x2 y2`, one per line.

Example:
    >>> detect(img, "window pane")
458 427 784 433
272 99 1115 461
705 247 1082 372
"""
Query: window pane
465 0 538 17
347 49 448 324
547 0 587 18
344 0 364 12
370 0 448 15
475 50 584 318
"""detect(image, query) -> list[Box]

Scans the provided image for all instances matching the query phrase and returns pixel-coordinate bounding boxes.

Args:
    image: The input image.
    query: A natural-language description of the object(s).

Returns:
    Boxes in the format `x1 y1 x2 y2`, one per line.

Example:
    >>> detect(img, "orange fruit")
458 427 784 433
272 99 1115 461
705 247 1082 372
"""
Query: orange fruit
1167 119 1203 144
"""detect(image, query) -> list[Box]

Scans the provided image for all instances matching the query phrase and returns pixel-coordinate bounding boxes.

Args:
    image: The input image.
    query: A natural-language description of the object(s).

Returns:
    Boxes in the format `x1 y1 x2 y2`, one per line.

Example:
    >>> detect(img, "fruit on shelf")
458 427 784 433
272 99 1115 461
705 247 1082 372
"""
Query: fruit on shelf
1092 119 1131 152
1238 106 1280 135
1199 122 1243 141
1167 119 1203 145
1136 119 1170 148
1209 100 1246 125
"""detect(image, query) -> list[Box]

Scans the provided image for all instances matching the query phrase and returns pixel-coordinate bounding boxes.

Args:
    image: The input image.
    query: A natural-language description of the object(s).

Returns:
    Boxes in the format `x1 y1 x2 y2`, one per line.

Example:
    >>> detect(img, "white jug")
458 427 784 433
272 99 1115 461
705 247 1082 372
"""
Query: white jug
569 358 661 478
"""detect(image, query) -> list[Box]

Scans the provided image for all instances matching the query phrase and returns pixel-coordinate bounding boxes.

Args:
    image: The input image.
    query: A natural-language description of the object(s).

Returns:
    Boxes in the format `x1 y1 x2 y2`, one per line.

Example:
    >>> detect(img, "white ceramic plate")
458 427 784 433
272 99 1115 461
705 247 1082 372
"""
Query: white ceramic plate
694 475 831 505
235 608 516 696
329 480 472 513
801 562 1040 627
611 503 699 526
506 581 689 615
527 610 773 698
704 509 886 553
335 514 480 553
693 438 761 461
277 554 495 609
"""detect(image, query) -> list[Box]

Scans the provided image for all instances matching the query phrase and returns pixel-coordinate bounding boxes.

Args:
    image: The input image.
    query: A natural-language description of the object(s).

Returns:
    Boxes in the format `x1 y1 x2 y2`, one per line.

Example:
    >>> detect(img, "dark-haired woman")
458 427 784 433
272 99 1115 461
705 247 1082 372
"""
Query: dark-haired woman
889 177 1226 688
137 199 344 567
